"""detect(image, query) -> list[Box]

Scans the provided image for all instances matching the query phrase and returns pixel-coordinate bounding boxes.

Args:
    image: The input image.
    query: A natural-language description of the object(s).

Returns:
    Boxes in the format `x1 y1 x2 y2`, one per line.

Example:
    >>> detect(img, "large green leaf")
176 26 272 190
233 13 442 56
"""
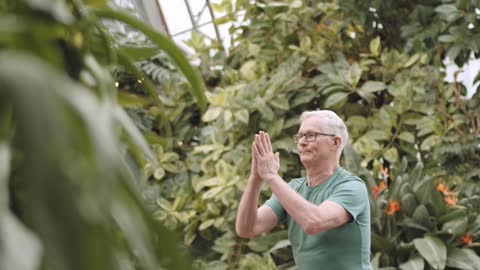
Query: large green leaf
420 135 440 151
203 107 223 122
441 216 468 236
365 130 390 141
360 81 387 93
234 109 249 125
346 62 363 87
399 255 425 270
270 97 290 111
371 253 381 270
268 239 291 253
446 248 480 270
114 106 157 163
247 230 288 253
398 131 415 144
384 147 399 163
434 4 458 22
24 0 74 23
324 92 349 108
403 54 420 68
0 213 43 270
401 217 429 232
413 236 447 269
0 143 42 270
93 8 207 112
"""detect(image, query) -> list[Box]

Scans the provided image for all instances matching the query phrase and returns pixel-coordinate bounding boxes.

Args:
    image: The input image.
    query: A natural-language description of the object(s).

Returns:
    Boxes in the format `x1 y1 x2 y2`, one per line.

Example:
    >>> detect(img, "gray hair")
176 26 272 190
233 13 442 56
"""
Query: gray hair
300 110 349 157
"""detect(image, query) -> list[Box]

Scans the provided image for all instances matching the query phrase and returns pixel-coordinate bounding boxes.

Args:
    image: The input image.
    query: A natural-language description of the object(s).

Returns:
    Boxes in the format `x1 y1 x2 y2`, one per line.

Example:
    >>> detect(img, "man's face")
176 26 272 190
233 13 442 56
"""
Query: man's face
296 117 337 166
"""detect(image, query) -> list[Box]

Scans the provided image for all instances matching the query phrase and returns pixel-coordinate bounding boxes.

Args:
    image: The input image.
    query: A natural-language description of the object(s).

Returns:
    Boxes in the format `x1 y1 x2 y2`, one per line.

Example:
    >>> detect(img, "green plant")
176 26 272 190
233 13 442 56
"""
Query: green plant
146 0 480 269
0 0 206 269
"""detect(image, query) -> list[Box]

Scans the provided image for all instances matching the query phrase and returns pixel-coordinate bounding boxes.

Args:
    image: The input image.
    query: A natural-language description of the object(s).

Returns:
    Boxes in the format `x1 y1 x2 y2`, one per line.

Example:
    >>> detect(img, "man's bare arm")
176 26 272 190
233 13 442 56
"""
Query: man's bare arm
235 177 278 238
236 141 278 238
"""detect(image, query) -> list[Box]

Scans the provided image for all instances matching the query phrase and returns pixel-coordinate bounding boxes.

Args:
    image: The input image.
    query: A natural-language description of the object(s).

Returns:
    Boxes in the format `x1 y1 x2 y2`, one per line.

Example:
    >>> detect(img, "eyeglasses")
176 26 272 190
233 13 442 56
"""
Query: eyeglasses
293 132 335 143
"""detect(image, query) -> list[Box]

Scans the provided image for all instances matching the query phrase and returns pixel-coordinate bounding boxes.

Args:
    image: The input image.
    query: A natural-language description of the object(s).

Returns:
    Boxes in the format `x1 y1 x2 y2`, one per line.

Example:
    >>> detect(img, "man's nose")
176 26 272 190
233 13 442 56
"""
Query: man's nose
298 136 308 144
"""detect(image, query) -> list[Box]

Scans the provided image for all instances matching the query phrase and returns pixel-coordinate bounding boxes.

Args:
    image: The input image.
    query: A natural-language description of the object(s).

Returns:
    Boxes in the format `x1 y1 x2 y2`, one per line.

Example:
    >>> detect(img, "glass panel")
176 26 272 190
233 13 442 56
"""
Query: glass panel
158 0 192 34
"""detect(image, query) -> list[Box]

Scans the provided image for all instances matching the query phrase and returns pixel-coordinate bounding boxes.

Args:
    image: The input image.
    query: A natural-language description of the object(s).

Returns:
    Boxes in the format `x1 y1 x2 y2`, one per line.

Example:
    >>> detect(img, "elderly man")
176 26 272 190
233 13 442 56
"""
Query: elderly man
236 110 372 270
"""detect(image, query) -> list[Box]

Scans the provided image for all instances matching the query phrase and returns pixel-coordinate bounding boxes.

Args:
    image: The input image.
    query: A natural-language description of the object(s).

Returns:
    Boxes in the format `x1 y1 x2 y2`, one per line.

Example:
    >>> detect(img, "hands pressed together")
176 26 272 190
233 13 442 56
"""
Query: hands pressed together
250 131 280 183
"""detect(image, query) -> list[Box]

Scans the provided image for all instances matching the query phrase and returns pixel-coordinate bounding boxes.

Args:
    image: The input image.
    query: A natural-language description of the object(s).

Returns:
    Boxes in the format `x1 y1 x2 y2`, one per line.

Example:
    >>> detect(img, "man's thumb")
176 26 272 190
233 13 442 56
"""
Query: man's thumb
275 152 280 161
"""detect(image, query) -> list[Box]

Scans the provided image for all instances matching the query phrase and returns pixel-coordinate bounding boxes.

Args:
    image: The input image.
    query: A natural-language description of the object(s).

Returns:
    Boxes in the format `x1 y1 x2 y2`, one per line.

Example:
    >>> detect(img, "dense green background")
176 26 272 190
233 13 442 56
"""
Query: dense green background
1 0 480 270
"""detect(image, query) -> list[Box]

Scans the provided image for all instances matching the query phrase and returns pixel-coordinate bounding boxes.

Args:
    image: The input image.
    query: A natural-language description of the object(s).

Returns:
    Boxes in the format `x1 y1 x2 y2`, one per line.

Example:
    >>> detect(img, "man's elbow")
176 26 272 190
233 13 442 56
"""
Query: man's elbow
235 227 256 239
303 221 324 235
303 226 321 235
303 215 346 235
237 229 255 239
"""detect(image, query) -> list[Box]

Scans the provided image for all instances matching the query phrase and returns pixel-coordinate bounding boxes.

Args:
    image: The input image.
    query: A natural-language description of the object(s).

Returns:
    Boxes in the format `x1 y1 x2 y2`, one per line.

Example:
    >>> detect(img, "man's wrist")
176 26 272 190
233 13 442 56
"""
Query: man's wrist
263 173 280 185
248 175 262 184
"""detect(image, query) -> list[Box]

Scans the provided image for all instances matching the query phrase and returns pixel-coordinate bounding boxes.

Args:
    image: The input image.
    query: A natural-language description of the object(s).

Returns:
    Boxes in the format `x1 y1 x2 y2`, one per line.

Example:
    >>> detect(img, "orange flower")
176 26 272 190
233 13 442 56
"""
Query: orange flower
381 166 389 179
458 233 473 245
437 182 449 194
378 181 387 192
371 181 387 199
444 195 457 207
437 181 459 207
385 199 400 215
371 186 379 199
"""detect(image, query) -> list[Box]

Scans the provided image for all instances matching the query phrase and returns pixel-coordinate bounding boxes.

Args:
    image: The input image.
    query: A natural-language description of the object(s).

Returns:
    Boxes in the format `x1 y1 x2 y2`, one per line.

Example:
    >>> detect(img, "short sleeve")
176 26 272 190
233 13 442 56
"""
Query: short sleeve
264 193 287 224
263 179 303 224
327 179 368 221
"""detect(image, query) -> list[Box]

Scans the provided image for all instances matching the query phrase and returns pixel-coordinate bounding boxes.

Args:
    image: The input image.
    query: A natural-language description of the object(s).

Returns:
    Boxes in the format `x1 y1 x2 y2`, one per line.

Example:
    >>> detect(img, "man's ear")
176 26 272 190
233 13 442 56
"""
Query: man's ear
333 136 341 149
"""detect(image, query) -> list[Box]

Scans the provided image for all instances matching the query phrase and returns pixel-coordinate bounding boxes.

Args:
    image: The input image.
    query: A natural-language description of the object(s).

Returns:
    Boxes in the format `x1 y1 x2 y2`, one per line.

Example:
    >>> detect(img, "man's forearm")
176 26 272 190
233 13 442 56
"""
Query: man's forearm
264 174 321 233
235 177 262 237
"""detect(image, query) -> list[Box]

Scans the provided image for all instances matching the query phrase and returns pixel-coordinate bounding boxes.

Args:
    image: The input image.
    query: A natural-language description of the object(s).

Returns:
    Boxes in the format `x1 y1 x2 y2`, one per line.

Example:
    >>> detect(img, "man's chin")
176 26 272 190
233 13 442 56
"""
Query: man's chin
300 156 312 164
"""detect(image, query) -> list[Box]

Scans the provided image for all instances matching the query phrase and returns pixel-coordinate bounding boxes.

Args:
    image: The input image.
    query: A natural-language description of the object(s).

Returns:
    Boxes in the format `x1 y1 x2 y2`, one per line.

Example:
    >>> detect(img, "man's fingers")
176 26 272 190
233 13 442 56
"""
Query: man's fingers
255 134 266 155
253 140 262 157
259 131 270 153
265 133 273 153
259 131 273 154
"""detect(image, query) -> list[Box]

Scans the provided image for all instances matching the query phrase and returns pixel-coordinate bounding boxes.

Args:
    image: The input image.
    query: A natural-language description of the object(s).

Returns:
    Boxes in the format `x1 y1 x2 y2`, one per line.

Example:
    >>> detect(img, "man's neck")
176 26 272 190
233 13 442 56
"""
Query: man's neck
305 161 339 187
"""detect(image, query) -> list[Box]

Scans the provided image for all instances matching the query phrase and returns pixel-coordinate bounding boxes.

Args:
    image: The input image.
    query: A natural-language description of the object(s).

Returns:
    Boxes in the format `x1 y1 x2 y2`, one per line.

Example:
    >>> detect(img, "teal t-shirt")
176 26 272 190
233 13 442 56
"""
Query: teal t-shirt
264 167 372 270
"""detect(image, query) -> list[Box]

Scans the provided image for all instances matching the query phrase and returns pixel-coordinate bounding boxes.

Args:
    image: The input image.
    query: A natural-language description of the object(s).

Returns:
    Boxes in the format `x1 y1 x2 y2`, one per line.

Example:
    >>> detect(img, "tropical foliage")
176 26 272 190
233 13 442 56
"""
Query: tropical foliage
0 0 206 269
2 0 480 270
135 0 480 269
